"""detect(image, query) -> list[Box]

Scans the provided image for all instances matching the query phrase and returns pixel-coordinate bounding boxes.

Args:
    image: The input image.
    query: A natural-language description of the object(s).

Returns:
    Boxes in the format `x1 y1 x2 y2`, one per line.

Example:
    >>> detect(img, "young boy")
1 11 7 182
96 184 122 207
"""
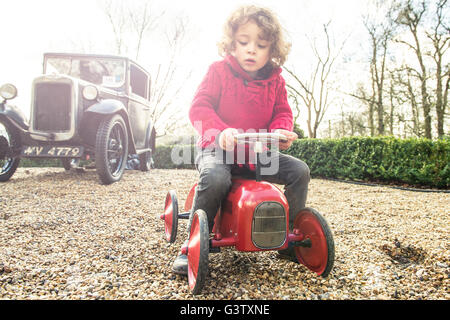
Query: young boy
173 5 310 274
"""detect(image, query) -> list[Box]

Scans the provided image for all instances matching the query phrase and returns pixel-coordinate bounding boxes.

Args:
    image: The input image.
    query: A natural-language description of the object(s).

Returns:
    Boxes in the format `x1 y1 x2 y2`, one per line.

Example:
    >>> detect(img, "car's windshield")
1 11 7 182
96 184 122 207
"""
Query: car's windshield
45 56 126 88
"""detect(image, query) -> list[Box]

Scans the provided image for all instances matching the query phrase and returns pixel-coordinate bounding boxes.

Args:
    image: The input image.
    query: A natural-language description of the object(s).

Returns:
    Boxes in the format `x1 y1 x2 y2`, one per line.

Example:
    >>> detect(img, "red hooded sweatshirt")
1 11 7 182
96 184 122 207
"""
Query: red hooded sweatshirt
189 55 293 149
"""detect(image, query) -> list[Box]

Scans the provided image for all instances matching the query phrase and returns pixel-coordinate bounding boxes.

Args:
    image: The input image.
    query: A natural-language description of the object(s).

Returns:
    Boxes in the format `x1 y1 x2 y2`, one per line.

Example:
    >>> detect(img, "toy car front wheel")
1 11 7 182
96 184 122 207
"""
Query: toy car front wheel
161 190 178 243
293 208 335 277
95 114 129 184
0 120 21 182
187 209 209 295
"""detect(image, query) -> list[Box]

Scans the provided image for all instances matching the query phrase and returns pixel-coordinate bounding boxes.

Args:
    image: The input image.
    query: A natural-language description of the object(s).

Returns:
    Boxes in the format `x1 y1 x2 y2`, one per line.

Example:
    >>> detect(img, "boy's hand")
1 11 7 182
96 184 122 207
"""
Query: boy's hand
218 128 239 151
274 129 298 150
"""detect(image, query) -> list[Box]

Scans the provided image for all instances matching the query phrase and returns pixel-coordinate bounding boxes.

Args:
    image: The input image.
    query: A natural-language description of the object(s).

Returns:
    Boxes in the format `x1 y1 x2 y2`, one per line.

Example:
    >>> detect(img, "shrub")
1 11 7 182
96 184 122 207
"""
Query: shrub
153 144 196 169
285 136 449 189
19 137 449 188
19 158 61 168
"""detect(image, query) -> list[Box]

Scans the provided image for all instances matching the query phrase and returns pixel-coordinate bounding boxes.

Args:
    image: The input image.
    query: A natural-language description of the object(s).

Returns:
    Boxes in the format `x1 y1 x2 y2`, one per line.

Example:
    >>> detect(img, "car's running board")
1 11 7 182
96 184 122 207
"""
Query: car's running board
135 148 152 154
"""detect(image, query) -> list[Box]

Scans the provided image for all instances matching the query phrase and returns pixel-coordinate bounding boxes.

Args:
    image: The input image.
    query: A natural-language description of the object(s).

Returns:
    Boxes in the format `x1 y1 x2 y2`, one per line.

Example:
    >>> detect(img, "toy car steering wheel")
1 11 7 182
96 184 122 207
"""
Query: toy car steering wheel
234 132 288 144
234 132 288 153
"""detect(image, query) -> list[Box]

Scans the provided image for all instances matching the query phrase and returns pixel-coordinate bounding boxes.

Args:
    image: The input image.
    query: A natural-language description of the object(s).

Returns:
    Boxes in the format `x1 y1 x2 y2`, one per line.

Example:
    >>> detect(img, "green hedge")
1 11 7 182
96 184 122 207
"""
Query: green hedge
285 136 449 189
153 144 196 169
19 158 62 168
153 137 449 188
18 145 198 169
19 137 449 188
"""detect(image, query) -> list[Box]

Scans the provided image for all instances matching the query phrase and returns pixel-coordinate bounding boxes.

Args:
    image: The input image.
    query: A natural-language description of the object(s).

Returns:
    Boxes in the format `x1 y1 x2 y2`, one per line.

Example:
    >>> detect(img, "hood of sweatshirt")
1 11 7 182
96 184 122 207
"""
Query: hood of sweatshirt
224 55 282 85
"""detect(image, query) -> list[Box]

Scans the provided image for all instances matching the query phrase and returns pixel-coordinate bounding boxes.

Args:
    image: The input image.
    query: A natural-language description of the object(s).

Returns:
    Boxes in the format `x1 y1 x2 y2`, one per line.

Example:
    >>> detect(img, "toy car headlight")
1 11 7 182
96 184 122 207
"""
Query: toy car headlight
82 85 98 100
0 83 18 100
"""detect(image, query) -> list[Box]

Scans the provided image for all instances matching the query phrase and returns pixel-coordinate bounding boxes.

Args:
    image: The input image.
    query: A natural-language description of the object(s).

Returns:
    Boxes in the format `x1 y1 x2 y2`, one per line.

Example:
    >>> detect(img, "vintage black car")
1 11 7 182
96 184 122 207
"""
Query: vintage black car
0 52 156 184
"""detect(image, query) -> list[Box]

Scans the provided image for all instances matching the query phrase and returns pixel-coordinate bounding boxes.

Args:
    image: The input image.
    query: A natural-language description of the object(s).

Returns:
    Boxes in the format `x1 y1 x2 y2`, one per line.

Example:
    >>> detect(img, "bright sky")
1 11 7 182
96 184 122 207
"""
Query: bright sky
0 0 370 131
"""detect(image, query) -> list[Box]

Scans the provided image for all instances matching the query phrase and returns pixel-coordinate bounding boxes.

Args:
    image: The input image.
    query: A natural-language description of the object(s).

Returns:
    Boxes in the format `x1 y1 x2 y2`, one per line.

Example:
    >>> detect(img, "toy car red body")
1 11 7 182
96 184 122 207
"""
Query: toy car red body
160 133 335 294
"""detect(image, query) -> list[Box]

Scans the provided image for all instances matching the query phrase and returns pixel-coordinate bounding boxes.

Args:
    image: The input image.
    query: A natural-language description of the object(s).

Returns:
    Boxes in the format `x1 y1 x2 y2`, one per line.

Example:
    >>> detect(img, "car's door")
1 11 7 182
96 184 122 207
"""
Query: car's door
128 63 151 150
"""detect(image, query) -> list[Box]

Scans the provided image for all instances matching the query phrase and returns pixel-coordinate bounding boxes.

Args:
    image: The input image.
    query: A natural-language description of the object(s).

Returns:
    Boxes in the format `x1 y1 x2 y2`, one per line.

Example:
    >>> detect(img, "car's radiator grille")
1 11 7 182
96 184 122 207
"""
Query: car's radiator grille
252 202 286 249
34 82 72 131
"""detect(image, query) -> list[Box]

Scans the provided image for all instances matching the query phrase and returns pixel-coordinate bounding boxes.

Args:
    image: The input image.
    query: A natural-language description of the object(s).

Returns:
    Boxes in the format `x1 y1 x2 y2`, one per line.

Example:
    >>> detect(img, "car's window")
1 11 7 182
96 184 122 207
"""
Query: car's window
130 64 149 99
45 57 126 88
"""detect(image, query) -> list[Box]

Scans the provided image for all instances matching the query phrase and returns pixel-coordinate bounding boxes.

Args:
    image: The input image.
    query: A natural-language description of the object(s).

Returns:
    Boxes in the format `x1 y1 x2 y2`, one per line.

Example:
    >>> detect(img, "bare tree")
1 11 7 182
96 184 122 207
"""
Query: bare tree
344 111 368 137
348 0 398 137
100 0 129 55
386 68 415 136
394 66 424 137
347 82 376 136
425 0 449 138
323 109 367 138
395 0 433 138
387 77 396 135
146 16 192 135
285 22 347 138
364 6 396 136
128 1 165 60
350 0 448 139
287 91 301 125
98 0 192 136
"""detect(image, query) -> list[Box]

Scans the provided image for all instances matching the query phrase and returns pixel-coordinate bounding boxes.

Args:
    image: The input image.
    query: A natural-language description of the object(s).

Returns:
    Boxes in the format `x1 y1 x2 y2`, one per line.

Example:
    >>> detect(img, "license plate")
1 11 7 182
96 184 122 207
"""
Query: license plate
22 146 84 158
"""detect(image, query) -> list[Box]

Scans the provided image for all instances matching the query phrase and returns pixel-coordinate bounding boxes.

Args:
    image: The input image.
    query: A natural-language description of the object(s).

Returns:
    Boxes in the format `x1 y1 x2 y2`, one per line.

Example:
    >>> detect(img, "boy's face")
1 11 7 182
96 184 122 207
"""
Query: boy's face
231 20 271 78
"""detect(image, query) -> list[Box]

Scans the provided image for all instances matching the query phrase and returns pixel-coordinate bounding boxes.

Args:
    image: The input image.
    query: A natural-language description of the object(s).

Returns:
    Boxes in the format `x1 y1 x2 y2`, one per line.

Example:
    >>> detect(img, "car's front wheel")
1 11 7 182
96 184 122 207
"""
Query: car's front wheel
0 120 21 182
95 114 128 184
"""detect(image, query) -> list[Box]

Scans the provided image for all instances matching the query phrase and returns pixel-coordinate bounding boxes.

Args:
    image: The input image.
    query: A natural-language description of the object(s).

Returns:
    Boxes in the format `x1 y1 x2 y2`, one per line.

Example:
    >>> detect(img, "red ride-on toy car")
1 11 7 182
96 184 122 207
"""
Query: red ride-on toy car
160 133 335 295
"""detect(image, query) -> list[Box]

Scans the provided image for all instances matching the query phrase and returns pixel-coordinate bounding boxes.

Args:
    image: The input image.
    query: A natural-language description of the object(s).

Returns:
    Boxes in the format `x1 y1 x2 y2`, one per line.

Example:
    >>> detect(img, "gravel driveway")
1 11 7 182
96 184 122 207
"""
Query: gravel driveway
0 168 448 300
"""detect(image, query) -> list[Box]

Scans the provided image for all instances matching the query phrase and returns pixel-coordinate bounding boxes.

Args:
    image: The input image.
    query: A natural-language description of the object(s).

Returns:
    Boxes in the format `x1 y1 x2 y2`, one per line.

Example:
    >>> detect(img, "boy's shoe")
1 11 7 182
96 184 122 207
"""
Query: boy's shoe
209 239 220 253
277 246 298 263
172 254 188 275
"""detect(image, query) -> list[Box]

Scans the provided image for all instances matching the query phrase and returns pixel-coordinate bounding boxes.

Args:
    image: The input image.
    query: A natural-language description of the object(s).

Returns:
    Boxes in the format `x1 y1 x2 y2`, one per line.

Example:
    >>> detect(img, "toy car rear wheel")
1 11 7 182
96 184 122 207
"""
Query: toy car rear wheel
0 120 21 182
293 208 335 277
187 209 209 295
162 190 178 243
95 114 128 184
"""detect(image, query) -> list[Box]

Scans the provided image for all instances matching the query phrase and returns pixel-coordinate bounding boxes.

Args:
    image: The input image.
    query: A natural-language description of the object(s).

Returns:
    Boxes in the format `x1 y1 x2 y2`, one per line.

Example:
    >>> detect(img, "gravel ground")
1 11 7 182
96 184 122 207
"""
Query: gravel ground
0 167 448 300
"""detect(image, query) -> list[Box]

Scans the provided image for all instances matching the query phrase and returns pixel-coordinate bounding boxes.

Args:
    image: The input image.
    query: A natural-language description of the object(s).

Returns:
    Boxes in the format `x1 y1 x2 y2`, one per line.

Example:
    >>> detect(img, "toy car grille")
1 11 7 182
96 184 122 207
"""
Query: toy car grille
252 201 286 249
34 82 72 131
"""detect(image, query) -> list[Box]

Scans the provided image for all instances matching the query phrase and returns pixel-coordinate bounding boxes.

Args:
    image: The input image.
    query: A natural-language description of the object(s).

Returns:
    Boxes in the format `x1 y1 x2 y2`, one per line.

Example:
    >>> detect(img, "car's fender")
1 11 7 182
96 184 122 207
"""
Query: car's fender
85 99 126 115
0 103 29 131
84 99 137 154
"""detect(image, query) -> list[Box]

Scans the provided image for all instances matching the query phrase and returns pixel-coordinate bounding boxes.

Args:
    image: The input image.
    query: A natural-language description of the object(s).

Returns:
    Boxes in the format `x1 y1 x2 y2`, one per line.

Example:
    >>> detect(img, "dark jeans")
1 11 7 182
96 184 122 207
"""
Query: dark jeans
188 149 310 233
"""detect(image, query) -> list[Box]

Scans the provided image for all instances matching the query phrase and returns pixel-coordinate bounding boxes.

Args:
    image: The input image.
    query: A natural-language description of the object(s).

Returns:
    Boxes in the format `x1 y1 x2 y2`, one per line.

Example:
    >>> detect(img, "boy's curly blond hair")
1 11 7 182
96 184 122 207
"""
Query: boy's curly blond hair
218 5 291 67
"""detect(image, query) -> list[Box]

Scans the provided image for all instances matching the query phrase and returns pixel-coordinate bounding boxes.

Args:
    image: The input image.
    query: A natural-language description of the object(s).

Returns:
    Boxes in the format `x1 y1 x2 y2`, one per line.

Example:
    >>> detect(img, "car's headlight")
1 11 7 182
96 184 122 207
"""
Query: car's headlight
0 83 18 100
82 85 98 100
